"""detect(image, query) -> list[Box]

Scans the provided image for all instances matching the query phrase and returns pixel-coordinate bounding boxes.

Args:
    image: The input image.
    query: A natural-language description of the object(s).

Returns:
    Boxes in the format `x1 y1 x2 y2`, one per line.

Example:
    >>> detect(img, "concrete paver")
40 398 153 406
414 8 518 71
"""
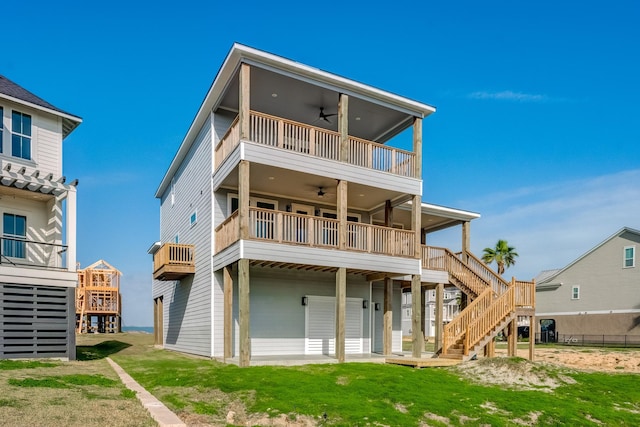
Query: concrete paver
107 357 186 427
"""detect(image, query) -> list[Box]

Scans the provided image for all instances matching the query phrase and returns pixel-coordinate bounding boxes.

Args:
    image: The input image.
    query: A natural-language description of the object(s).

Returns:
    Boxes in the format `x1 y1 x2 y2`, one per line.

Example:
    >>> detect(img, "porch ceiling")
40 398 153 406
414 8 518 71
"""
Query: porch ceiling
249 259 379 277
218 65 415 143
219 163 404 212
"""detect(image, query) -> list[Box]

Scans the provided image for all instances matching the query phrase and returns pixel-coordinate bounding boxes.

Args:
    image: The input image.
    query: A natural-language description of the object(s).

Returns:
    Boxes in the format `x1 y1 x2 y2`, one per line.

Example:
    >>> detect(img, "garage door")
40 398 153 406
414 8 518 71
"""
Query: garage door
305 296 363 355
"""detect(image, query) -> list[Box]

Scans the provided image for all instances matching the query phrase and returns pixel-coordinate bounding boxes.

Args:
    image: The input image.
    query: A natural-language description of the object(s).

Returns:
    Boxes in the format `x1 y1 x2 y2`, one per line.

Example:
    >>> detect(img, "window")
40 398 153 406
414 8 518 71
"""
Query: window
571 285 580 300
11 111 31 160
174 234 179 244
190 210 197 227
624 246 635 268
3 213 26 258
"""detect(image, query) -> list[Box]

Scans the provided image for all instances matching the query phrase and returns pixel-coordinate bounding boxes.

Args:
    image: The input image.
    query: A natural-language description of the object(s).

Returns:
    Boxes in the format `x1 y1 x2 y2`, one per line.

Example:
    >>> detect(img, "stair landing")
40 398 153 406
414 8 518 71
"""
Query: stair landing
385 357 461 368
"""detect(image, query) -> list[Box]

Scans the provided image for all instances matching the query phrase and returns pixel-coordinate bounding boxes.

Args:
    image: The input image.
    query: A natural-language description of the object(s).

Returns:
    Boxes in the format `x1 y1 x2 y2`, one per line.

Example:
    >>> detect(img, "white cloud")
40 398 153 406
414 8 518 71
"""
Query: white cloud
468 90 548 102
429 169 640 281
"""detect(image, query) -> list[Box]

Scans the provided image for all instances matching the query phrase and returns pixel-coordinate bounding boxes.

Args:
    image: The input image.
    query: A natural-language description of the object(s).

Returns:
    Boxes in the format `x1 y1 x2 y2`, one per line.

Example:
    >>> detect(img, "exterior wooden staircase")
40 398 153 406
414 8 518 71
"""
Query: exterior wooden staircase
423 247 535 361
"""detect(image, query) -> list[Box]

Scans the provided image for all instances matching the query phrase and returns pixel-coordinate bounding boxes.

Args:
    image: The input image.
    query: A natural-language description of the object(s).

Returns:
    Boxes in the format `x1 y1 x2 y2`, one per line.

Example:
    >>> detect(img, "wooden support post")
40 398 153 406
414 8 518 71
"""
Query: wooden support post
223 265 233 361
337 180 347 250
411 275 423 358
335 267 346 362
529 315 535 361
434 283 444 354
412 194 421 259
238 259 250 367
338 93 349 162
239 63 250 140
461 221 470 263
420 287 426 339
383 277 393 355
239 160 250 240
413 117 422 178
486 338 495 357
384 200 393 227
508 318 517 357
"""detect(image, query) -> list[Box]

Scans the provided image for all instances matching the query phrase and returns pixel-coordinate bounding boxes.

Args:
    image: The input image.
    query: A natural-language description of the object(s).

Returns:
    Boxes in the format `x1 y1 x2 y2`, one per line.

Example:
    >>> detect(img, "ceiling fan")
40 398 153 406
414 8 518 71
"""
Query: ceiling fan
318 107 337 123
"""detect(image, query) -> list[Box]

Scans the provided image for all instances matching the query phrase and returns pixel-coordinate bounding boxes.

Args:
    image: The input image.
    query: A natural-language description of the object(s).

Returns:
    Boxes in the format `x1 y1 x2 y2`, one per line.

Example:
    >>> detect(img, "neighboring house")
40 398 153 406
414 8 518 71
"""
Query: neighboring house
536 227 640 337
150 44 535 365
0 75 80 360
402 287 460 337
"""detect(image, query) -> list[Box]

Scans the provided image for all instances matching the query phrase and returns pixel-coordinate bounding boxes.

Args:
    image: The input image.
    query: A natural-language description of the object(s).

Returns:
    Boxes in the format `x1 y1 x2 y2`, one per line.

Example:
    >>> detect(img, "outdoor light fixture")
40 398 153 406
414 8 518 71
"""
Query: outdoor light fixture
362 300 368 309
375 303 380 311
301 296 308 306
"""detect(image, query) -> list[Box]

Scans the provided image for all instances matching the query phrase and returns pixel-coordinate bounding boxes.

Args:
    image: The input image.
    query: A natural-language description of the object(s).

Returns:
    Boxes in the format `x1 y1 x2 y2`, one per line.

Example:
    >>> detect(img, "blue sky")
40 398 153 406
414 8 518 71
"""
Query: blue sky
3 1 639 326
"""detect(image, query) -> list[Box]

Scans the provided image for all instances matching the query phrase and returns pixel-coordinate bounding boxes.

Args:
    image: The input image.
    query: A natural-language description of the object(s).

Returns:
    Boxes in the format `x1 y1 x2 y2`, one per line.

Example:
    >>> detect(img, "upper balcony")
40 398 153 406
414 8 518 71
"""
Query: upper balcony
215 111 417 178
153 243 195 281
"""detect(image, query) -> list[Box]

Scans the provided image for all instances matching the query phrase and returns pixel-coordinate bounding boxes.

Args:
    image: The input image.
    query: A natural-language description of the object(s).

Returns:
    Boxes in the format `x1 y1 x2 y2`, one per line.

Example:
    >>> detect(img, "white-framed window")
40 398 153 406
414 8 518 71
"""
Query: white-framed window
227 193 279 215
3 213 27 258
571 285 580 300
319 208 361 222
291 203 314 216
624 246 635 268
11 111 31 160
190 210 197 227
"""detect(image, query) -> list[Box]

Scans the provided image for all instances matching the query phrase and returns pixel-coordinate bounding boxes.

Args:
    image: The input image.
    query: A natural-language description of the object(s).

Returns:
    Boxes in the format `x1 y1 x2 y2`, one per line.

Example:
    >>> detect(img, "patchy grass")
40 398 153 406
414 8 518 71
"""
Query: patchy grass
0 333 156 427
109 335 640 426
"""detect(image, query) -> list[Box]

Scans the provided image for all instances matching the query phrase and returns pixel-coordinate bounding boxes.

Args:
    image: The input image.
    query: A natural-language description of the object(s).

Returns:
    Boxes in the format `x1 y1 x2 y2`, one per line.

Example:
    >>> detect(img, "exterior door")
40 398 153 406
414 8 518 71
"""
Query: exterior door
305 296 363 355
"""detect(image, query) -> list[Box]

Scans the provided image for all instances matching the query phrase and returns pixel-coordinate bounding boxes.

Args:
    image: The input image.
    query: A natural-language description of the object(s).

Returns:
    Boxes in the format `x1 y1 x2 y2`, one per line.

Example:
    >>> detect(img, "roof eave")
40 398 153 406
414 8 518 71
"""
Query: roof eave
0 93 82 139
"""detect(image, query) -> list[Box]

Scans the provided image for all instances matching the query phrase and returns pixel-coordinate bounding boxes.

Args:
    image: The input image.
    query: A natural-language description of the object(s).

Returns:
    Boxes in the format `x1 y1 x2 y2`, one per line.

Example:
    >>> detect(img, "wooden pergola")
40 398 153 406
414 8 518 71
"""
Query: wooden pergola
76 260 122 333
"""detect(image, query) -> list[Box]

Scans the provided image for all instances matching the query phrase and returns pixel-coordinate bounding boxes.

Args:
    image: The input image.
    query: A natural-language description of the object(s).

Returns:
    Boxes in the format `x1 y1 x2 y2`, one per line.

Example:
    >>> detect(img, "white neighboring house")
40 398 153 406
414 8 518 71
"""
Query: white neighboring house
401 288 460 337
150 44 534 366
0 75 80 360
536 227 640 338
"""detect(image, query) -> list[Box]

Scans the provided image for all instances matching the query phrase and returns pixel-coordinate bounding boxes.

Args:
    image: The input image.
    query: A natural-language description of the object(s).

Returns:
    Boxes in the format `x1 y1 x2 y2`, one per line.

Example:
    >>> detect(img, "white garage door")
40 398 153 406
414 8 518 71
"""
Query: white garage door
305 296 363 355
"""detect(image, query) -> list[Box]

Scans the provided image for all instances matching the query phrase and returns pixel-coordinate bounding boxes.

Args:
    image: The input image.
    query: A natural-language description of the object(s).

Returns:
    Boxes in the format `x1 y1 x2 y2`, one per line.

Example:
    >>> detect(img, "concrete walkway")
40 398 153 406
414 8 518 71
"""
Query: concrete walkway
107 357 186 427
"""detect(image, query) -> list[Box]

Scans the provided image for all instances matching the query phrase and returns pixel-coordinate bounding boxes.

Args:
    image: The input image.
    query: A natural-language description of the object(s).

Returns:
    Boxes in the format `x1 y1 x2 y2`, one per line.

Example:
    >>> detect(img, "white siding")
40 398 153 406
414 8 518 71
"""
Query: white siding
33 114 62 175
229 266 374 357
154 117 213 357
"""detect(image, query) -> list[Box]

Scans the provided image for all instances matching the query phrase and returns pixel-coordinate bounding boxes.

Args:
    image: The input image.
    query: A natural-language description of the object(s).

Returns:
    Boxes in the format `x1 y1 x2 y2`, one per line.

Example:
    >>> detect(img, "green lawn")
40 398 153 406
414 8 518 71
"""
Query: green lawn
97 334 640 426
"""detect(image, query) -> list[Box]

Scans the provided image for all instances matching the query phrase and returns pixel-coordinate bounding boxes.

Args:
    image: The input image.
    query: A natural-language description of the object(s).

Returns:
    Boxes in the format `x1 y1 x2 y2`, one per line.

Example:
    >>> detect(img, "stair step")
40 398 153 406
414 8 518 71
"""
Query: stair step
440 354 464 360
446 348 463 355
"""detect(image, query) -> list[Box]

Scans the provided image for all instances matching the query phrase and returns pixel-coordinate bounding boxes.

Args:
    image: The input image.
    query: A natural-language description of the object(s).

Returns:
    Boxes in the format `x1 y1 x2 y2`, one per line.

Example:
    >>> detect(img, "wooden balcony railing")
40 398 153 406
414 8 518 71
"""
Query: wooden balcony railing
215 207 416 258
213 111 417 177
153 243 195 281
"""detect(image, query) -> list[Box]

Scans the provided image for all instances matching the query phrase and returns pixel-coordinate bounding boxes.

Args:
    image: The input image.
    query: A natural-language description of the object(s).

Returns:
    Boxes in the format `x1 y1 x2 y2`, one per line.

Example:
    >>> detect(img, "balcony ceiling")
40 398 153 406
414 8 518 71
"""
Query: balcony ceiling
217 66 414 143
220 163 403 212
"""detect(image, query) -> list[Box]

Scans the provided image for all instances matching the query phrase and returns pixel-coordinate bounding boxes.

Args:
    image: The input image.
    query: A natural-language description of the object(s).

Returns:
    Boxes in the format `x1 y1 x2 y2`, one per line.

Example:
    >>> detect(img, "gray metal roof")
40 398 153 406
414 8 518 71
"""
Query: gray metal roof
0 74 82 138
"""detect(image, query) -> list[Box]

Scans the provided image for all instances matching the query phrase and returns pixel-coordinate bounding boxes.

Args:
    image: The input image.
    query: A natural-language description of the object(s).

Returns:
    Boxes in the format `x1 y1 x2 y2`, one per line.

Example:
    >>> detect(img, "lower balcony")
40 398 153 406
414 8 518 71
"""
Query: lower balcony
215 207 416 257
153 243 195 281
0 237 68 270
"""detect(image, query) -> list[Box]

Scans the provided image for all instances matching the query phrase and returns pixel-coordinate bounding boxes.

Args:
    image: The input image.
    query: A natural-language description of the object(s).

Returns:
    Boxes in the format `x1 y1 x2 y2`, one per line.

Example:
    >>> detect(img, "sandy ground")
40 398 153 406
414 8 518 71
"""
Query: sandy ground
495 346 640 373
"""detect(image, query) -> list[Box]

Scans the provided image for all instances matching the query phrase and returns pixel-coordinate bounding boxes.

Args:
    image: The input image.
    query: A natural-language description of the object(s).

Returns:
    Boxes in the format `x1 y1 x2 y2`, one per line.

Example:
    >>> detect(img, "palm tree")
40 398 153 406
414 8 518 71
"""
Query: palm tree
482 239 518 275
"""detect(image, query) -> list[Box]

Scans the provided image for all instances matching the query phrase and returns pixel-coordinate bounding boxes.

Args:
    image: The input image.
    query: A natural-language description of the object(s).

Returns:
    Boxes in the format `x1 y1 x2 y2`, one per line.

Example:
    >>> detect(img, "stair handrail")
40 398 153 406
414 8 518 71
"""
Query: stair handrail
464 285 516 355
444 248 493 298
464 250 510 296
442 287 493 355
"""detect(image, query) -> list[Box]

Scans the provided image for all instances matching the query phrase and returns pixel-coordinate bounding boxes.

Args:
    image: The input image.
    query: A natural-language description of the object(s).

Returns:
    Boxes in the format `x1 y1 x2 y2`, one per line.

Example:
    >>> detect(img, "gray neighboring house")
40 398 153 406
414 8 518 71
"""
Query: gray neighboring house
536 227 640 337
0 75 81 359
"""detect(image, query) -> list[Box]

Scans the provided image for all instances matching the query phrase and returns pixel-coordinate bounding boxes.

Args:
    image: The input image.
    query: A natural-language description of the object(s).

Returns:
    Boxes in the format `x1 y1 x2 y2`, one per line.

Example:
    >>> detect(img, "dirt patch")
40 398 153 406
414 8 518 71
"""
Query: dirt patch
453 358 576 392
497 347 640 373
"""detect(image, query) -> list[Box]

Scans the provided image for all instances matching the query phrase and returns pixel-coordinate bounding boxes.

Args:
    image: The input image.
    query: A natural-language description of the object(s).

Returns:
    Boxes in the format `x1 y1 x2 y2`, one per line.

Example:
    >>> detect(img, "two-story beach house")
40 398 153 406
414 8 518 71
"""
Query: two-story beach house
0 75 80 360
150 44 535 366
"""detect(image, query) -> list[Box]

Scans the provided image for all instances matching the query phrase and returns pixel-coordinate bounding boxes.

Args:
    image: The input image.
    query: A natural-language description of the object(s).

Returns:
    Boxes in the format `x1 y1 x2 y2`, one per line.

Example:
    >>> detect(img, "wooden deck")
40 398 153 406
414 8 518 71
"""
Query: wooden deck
385 357 462 368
